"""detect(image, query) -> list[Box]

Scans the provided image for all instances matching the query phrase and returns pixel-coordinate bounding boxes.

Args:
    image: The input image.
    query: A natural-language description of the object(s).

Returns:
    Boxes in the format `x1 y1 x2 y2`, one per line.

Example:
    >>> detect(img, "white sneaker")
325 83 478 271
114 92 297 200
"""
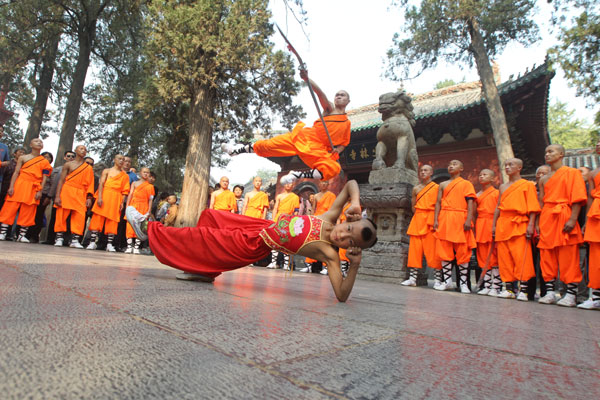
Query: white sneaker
477 287 491 295
487 288 500 297
577 298 600 310
280 171 299 186
556 293 577 307
0 233 6 241
538 291 557 305
125 206 148 241
220 142 245 156
86 242 97 250
401 277 417 287
460 284 471 294
106 243 116 252
516 292 529 302
69 240 83 249
133 248 141 255
175 272 214 283
266 262 278 269
297 266 311 273
54 238 64 247
434 282 452 291
432 279 442 290
124 246 133 254
498 290 516 299
17 235 30 243
320 267 328 276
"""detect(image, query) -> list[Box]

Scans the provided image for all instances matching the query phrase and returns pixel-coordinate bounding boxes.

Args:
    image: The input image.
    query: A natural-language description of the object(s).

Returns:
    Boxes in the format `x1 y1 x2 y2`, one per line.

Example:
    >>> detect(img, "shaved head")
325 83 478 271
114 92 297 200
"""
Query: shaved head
480 168 495 176
547 144 565 156
450 160 464 168
505 158 523 168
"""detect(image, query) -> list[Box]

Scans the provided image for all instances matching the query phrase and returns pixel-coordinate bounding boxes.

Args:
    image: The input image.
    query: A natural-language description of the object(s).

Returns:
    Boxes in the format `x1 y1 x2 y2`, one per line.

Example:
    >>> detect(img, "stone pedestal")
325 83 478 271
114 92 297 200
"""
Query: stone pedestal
369 167 418 186
358 182 427 285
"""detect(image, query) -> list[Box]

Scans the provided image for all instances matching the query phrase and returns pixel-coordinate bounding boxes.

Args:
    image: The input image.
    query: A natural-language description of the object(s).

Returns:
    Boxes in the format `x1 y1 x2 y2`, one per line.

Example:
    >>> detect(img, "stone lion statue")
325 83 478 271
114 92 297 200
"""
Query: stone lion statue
372 90 418 173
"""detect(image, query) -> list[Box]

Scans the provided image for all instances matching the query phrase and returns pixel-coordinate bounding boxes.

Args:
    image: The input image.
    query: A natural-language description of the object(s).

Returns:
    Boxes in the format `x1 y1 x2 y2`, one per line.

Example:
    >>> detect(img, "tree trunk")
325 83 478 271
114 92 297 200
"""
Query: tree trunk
468 17 514 182
175 83 216 227
24 34 61 146
55 23 95 167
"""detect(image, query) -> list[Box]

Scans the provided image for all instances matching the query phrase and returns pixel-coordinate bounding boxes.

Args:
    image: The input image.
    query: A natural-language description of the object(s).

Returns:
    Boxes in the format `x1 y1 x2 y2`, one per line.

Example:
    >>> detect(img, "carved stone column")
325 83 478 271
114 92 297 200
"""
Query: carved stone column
358 183 426 285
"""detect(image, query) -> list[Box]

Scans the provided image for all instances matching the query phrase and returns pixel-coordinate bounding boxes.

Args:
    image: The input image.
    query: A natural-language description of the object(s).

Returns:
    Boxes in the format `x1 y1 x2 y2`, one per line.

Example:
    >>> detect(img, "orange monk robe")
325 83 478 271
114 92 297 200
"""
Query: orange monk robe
126 181 156 238
213 190 237 212
538 166 587 284
495 179 540 282
314 191 336 216
54 163 95 235
475 186 499 270
407 182 441 269
274 193 299 222
243 191 269 219
89 171 130 235
435 177 477 265
584 173 600 289
0 155 52 227
254 114 351 180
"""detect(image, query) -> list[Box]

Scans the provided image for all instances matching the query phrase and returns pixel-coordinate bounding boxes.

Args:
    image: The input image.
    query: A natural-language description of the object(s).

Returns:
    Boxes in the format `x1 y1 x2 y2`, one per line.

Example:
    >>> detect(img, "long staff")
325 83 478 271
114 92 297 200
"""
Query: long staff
275 24 335 152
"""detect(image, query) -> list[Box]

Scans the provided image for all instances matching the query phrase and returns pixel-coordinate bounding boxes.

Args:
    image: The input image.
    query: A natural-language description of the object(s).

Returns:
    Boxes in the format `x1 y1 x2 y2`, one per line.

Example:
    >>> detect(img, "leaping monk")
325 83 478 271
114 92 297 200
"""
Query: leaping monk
222 68 351 184
126 180 377 302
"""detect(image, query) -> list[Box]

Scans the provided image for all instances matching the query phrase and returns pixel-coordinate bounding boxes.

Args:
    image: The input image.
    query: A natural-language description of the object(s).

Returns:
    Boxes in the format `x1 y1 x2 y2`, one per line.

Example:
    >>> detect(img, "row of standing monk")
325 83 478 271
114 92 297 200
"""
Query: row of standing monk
0 138 156 255
402 142 600 310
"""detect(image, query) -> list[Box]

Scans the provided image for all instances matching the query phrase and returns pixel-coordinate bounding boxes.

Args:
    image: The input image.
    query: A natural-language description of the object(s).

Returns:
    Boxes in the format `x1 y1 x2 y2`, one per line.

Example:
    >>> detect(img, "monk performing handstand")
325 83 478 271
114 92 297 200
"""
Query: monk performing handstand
126 180 377 302
221 69 351 184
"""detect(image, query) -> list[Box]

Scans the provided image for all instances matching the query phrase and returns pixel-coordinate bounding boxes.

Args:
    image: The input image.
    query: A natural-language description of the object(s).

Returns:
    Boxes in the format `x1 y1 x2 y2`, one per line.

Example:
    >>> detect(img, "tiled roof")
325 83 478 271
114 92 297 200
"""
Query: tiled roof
348 62 553 132
563 148 600 170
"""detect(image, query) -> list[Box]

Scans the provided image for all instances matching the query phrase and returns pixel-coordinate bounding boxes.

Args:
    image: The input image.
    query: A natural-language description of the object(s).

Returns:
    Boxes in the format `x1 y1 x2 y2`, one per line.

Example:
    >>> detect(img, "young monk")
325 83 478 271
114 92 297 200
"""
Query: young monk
222 70 350 184
491 159 540 301
580 139 600 310
126 180 377 302
53 145 94 248
125 167 155 254
307 180 337 275
209 176 236 213
537 144 587 307
86 154 130 252
0 138 52 242
433 160 477 293
267 181 300 270
474 169 500 296
402 165 441 287
242 176 269 219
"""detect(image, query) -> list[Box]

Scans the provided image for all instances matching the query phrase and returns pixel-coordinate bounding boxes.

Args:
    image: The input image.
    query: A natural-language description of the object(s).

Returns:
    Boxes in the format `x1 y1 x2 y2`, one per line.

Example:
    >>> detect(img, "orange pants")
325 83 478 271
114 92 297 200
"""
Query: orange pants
253 132 340 180
436 239 472 265
0 201 37 227
476 241 498 269
89 213 119 235
497 236 534 282
540 245 582 284
588 242 599 289
408 231 440 269
55 207 86 235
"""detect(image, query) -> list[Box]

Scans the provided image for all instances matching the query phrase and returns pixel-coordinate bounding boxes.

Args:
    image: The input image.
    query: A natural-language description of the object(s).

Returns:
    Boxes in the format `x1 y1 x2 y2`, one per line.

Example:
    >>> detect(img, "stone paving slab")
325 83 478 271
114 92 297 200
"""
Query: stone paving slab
1 242 599 399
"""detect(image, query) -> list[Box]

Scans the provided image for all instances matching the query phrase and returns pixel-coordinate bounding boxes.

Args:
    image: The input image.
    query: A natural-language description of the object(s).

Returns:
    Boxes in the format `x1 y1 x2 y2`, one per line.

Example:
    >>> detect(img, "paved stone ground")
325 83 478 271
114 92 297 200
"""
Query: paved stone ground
1 241 599 400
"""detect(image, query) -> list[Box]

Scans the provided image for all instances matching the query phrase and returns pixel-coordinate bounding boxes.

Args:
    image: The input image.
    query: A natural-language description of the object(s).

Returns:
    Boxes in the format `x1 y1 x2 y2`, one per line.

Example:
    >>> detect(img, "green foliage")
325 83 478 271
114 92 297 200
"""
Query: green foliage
433 78 465 90
550 1 599 121
140 0 304 140
548 100 596 148
387 0 539 79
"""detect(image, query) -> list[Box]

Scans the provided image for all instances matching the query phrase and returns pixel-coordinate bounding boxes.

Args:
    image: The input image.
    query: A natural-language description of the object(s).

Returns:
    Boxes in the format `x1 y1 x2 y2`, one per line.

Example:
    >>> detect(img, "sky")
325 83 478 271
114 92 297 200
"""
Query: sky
18 0 596 185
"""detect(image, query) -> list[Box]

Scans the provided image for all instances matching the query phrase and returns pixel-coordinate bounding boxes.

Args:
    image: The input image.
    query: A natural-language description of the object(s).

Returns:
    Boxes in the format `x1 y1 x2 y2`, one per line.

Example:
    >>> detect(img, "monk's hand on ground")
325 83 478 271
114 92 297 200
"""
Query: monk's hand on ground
299 68 308 82
346 246 362 265
54 196 61 207
562 218 577 233
345 204 362 222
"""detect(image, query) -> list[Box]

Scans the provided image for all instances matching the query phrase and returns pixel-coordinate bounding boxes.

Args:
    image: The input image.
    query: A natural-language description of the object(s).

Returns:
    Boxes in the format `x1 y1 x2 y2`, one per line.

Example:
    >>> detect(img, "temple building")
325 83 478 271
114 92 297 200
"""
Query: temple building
272 62 555 194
